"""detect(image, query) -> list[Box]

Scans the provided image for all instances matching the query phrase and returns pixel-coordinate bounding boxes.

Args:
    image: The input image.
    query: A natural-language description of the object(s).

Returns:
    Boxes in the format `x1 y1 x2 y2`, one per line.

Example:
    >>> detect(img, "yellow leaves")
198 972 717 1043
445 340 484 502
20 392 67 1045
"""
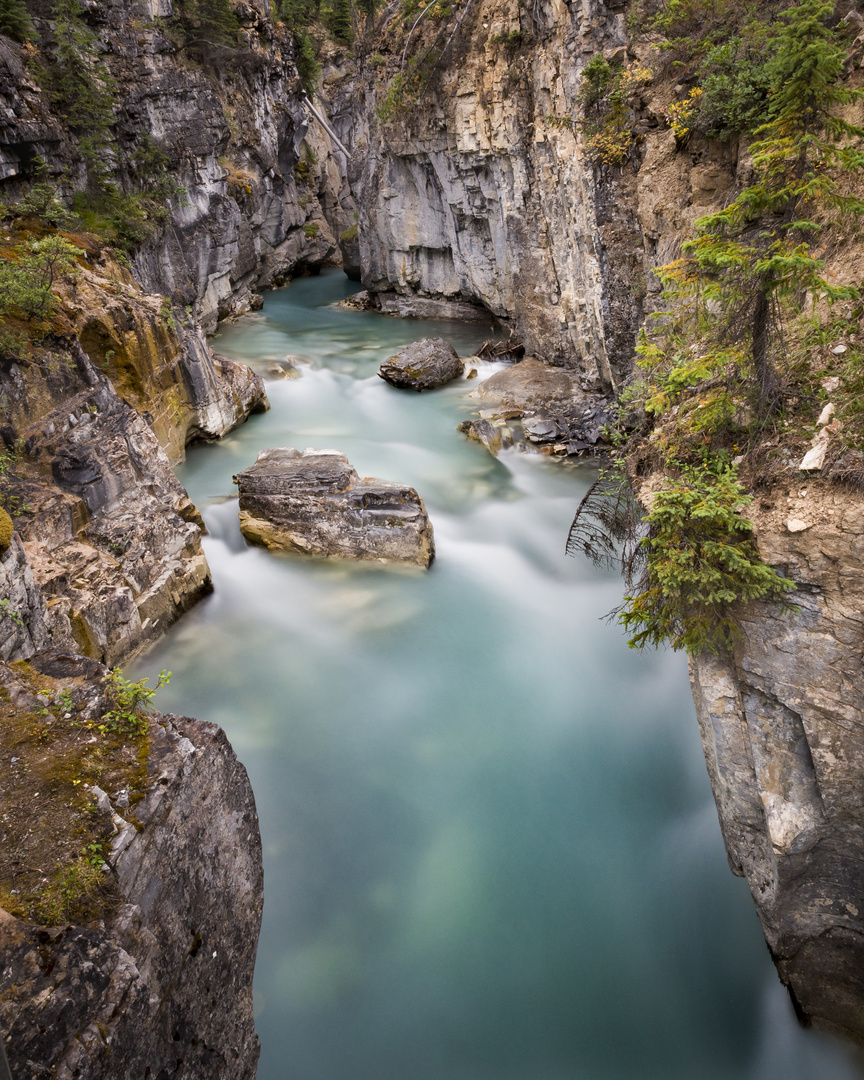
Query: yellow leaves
665 86 703 140
584 128 630 165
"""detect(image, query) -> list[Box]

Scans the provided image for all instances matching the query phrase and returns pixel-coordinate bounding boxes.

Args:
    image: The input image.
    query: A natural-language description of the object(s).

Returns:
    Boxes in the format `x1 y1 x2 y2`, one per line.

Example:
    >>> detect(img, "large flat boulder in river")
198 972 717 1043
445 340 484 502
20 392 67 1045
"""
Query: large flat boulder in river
378 338 464 391
236 448 435 568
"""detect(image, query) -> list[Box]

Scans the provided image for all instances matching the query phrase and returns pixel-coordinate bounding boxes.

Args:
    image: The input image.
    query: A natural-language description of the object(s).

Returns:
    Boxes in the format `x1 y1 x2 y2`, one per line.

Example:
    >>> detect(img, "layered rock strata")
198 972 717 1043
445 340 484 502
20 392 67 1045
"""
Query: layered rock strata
324 0 744 392
688 482 864 1043
378 337 464 390
0 654 263 1080
237 447 435 567
1 341 213 665
0 13 356 331
70 256 269 466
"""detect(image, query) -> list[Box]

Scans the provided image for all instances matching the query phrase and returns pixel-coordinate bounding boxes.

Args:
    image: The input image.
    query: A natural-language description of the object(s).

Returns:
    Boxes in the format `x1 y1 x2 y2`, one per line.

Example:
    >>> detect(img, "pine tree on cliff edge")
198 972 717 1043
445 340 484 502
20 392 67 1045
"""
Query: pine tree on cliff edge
0 0 33 42
660 0 864 413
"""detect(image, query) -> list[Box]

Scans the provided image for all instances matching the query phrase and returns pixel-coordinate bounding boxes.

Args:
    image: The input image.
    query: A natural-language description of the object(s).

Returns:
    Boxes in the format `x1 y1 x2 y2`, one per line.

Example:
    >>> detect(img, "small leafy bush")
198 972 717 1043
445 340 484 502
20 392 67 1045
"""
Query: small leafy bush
0 236 81 322
619 462 795 653
99 668 172 737
489 29 521 47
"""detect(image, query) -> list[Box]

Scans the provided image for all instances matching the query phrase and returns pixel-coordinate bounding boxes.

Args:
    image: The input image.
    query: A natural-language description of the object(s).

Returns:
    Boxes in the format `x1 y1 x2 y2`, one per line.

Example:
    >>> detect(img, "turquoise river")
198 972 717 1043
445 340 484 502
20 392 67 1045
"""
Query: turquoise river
136 269 862 1080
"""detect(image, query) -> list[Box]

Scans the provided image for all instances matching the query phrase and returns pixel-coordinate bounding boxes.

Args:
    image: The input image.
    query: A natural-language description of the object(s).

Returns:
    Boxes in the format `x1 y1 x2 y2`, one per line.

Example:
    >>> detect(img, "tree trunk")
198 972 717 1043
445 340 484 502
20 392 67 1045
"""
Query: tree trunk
752 283 780 414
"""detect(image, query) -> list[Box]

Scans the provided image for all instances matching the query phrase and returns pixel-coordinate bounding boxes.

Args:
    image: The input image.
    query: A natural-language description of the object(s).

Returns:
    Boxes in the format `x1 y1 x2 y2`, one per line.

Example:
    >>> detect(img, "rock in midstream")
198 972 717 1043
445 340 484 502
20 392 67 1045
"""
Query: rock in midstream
377 338 464 391
457 418 511 456
236 448 435 568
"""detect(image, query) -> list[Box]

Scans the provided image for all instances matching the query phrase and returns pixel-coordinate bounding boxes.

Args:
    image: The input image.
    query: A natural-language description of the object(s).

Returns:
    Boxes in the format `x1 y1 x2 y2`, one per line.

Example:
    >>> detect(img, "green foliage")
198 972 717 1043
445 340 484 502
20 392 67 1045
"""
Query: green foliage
30 854 105 924
376 47 442 121
0 235 81 322
49 0 117 192
327 0 352 42
280 0 321 28
99 667 171 737
0 598 23 625
173 0 239 47
0 0 33 41
303 221 320 237
618 461 795 653
0 181 74 229
489 29 521 47
578 58 651 165
657 0 864 412
579 54 615 108
0 506 12 550
339 222 358 241
0 440 31 518
294 27 321 90
695 25 773 137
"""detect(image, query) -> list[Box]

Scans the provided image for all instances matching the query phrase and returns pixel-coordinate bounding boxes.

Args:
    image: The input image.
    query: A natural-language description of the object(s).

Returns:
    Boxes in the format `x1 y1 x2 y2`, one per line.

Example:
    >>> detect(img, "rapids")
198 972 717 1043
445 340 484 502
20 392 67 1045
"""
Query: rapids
136 269 860 1080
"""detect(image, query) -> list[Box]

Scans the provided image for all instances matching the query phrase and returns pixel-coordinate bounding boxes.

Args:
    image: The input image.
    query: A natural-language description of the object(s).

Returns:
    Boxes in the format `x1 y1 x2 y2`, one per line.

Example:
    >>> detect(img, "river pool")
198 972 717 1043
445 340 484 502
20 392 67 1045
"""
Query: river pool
135 269 861 1080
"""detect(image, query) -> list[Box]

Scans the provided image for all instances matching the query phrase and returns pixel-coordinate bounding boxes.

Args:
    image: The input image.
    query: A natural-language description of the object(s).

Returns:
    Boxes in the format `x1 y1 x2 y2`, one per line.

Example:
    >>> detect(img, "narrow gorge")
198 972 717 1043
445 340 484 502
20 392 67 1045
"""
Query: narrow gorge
2 0 864 1075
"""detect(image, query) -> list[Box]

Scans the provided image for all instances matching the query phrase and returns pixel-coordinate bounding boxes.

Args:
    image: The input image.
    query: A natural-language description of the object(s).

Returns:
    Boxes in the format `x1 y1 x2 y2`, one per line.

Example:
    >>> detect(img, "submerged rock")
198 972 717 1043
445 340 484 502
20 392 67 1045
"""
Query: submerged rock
378 338 464 391
236 448 435 567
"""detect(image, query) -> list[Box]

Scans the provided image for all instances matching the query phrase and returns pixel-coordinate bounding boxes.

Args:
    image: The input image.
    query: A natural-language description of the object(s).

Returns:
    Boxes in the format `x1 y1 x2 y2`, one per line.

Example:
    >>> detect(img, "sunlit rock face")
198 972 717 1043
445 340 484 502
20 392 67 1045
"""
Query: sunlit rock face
1 341 213 665
688 482 864 1044
237 447 436 567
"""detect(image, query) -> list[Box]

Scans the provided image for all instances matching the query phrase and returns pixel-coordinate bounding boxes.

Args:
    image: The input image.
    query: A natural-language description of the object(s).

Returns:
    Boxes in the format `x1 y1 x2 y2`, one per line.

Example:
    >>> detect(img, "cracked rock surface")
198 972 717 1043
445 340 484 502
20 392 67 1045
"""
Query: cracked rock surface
237 447 435 567
0 655 263 1080
688 480 864 1043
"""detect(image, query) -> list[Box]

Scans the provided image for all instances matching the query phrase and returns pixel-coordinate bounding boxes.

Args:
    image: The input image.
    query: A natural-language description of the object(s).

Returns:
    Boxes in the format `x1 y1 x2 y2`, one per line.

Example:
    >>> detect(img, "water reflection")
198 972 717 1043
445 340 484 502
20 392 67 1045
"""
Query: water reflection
138 270 861 1080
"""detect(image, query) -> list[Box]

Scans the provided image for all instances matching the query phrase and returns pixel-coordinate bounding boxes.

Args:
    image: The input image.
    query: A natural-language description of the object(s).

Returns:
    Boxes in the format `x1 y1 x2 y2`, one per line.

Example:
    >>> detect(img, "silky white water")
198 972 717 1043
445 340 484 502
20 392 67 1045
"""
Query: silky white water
137 269 861 1080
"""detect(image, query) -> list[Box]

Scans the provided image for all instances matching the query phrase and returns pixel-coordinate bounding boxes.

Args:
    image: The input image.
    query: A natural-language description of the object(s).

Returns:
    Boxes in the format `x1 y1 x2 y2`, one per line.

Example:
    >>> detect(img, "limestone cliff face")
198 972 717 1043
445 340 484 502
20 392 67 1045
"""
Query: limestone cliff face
1 339 214 666
688 483 864 1043
337 0 623 382
0 0 359 666
0 4 355 330
331 0 747 388
0 654 263 1079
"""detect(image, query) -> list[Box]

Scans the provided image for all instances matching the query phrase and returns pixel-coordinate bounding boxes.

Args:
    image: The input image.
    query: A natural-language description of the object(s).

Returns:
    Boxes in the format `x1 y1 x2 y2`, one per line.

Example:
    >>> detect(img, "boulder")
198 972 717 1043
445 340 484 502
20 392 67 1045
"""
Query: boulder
457 418 509 456
236 448 435 568
378 338 464 391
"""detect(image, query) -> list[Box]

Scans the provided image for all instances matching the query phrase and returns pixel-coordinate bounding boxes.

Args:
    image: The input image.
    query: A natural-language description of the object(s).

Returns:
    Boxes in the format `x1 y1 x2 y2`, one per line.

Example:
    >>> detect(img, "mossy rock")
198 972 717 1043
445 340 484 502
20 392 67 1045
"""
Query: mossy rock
0 507 13 551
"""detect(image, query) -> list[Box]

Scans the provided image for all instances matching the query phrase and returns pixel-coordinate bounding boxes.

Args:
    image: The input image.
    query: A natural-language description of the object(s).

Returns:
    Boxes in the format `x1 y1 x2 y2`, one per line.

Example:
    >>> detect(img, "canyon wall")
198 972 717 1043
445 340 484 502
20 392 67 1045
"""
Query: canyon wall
0 654 263 1079
689 483 864 1044
0 0 358 668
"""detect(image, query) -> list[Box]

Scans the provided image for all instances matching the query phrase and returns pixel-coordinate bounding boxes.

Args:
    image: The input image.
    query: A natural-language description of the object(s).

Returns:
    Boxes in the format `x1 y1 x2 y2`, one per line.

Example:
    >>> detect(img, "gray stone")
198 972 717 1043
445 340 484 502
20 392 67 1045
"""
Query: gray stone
687 481 864 1043
0 658 263 1080
237 448 435 567
378 338 464 391
457 418 507 455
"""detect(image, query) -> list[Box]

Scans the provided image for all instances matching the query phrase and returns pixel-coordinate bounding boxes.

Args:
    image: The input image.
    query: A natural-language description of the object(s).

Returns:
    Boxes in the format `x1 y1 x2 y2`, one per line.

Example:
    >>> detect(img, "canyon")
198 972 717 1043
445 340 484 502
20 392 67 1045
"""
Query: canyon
2 0 864 1071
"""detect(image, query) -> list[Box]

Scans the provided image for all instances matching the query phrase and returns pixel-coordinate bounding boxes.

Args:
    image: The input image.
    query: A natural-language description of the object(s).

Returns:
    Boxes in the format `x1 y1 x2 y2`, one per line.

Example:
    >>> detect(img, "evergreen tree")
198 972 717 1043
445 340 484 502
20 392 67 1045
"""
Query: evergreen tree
196 0 239 45
0 0 33 42
279 0 320 29
173 0 239 52
327 0 352 44
660 0 864 412
50 0 116 192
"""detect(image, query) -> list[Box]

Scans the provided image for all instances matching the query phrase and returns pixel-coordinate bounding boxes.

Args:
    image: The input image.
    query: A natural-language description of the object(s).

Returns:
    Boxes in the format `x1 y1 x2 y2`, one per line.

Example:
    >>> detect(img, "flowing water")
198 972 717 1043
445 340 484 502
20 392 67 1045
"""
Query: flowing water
137 269 862 1080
